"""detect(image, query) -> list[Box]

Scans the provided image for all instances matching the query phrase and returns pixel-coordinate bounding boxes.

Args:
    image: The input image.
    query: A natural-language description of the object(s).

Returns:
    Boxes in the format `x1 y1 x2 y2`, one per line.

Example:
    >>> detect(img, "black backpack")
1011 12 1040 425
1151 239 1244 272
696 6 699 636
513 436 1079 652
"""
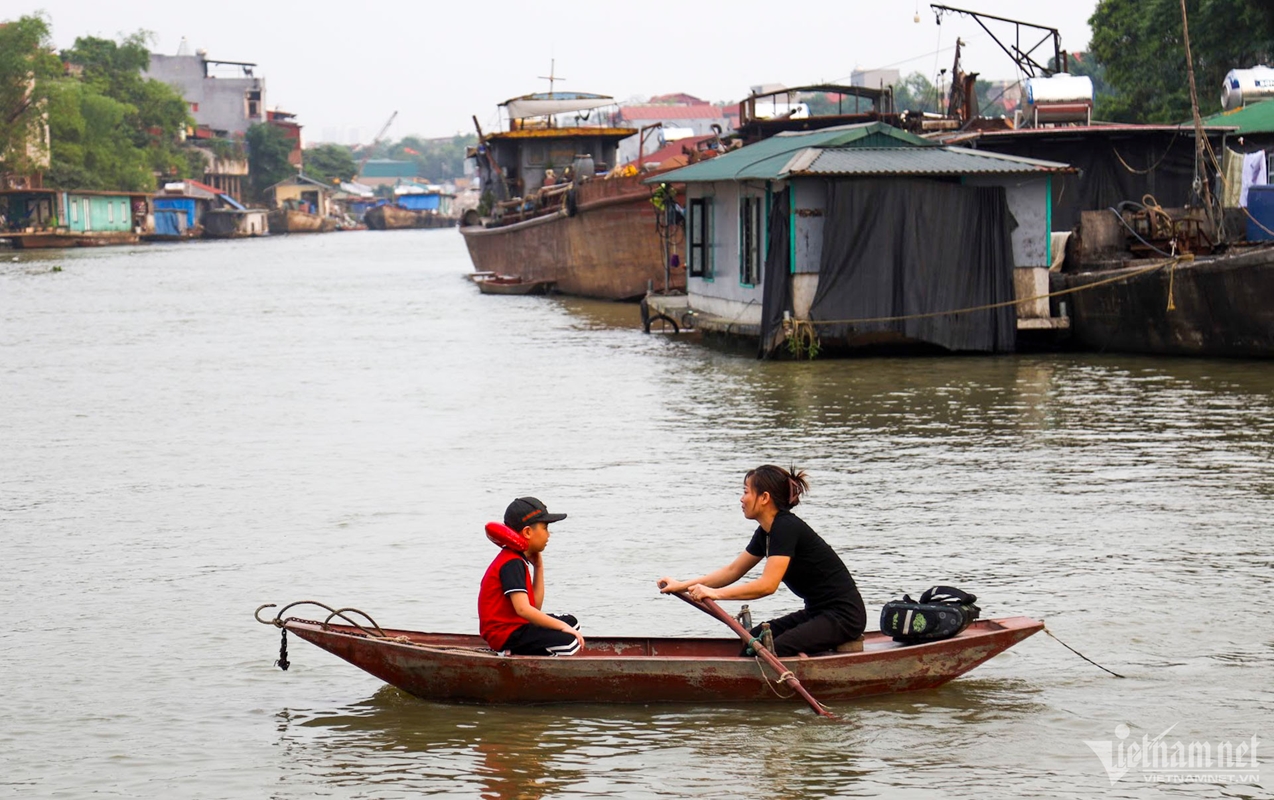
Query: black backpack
880 586 981 644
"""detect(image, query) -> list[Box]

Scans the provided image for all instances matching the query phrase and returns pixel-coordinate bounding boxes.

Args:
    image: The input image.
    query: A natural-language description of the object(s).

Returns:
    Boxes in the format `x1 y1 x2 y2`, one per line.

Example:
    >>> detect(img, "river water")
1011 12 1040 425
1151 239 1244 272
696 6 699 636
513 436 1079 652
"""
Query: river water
3 230 1271 799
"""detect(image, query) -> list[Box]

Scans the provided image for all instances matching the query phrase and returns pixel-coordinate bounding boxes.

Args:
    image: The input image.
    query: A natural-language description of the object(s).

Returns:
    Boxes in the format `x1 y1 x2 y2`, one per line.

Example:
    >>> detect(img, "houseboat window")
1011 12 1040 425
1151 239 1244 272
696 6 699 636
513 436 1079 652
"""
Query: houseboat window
526 144 546 167
70 199 78 224
740 196 763 286
689 198 712 279
108 201 114 223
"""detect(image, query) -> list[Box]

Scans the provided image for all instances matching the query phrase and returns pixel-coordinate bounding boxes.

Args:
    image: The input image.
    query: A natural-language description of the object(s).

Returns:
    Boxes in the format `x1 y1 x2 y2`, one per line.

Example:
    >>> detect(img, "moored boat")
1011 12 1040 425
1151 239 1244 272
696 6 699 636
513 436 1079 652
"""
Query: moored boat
267 208 338 233
475 274 555 295
6 230 141 248
365 203 455 230
1052 208 1274 357
460 90 686 300
258 607 1043 707
1 188 148 249
202 208 269 239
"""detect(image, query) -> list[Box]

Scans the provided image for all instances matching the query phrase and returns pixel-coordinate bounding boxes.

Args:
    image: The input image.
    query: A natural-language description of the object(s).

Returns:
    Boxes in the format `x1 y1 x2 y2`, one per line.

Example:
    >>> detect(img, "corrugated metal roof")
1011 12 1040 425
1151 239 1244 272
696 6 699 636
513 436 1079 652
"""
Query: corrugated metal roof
361 159 419 178
1201 99 1274 134
787 146 1074 176
648 122 931 183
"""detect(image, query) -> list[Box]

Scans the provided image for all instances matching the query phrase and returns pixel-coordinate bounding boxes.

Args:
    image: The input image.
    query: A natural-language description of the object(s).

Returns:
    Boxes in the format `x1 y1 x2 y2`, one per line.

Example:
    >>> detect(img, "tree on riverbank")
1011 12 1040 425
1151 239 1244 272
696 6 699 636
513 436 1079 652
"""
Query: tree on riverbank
0 15 61 182
58 32 194 186
1090 0 1274 122
245 122 294 201
1 16 197 191
302 143 357 184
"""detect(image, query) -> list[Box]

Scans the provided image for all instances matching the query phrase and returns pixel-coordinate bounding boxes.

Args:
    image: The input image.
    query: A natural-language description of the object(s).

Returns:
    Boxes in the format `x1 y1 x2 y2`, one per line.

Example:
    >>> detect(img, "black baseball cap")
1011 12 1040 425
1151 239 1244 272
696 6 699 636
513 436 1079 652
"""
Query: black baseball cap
504 497 567 530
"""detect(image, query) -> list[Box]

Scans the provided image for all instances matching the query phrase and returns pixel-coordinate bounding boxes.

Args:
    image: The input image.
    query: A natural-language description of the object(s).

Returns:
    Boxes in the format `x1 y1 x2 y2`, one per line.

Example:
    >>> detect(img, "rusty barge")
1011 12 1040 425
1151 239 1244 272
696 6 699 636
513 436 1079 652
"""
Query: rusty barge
460 91 684 301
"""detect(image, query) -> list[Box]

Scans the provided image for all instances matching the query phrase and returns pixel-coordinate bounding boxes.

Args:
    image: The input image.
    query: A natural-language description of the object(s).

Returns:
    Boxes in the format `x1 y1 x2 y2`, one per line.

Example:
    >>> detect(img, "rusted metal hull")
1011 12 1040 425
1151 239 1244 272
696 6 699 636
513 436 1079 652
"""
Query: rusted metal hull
459 174 685 301
1054 248 1274 357
365 205 456 230
8 231 140 249
268 209 337 234
284 616 1043 706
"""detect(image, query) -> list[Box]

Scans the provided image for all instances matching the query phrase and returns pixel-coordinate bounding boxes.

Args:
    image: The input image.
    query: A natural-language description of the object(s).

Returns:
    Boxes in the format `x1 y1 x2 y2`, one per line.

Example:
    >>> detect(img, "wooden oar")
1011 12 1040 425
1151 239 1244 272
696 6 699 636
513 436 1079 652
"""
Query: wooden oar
667 588 835 718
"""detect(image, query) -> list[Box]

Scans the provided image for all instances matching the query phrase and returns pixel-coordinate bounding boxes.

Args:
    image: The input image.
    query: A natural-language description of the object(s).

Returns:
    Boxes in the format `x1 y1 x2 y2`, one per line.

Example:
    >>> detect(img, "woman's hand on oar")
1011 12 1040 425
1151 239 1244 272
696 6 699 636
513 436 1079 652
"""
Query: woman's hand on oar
657 580 836 718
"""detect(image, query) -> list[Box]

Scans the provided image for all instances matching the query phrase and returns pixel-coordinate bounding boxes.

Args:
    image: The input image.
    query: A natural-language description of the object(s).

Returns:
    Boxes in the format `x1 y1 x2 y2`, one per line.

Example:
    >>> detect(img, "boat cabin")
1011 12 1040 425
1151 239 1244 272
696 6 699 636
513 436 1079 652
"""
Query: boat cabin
471 92 635 204
266 173 336 217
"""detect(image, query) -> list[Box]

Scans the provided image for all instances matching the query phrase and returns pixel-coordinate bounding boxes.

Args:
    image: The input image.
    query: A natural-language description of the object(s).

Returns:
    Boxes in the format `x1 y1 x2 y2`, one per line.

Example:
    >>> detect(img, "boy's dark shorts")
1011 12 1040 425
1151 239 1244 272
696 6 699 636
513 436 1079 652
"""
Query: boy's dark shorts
502 614 581 656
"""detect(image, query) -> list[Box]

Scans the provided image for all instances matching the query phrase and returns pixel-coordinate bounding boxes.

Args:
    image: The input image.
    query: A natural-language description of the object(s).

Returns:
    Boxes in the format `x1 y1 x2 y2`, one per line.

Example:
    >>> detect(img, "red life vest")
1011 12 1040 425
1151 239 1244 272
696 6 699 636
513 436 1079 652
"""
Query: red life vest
478 547 536 650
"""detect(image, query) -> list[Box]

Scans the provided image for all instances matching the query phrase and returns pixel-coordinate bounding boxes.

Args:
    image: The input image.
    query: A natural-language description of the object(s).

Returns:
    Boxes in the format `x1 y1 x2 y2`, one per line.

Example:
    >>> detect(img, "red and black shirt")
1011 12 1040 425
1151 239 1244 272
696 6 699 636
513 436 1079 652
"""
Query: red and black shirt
478 548 536 650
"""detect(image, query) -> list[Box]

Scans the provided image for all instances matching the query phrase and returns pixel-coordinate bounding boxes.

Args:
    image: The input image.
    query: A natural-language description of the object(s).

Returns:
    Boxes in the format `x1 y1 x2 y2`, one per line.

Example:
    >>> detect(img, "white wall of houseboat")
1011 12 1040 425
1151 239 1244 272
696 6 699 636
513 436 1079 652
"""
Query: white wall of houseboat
963 174 1052 267
681 181 764 326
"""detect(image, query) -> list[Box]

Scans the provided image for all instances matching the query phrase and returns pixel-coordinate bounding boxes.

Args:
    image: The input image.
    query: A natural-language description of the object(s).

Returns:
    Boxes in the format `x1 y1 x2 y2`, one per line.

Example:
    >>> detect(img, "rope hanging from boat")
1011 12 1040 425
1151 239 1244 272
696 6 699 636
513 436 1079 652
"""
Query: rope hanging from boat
276 629 290 671
1043 625 1126 678
754 655 795 699
257 601 394 673
255 601 389 638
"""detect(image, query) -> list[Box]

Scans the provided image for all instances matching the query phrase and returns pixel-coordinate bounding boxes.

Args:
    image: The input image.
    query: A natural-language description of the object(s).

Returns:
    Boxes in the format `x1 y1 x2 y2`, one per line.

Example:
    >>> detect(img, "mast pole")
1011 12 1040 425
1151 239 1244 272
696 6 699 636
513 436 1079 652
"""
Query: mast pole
1180 0 1218 236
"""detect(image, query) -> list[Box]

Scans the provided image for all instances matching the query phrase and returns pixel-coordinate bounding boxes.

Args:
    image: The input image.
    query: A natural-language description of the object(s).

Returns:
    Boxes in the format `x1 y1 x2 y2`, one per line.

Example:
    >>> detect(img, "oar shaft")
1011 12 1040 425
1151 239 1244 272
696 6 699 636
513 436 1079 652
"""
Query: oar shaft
674 592 834 718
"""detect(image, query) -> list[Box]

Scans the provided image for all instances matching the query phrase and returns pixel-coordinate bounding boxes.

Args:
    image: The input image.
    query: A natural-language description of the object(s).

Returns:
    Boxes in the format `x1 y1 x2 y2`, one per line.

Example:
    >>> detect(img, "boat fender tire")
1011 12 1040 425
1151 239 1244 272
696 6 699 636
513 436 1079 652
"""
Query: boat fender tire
485 521 529 552
643 312 680 334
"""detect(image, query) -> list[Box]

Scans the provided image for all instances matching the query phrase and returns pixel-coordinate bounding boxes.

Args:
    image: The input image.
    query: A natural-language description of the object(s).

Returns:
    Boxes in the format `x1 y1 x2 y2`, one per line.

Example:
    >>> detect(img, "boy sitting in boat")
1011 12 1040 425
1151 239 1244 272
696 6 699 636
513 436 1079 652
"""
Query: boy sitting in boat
478 497 585 656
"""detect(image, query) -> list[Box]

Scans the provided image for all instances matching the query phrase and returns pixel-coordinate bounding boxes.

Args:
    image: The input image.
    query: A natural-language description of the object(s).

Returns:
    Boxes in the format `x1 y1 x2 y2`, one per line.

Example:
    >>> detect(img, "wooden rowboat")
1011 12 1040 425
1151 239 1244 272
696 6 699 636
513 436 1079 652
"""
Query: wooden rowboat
259 608 1043 707
475 275 555 295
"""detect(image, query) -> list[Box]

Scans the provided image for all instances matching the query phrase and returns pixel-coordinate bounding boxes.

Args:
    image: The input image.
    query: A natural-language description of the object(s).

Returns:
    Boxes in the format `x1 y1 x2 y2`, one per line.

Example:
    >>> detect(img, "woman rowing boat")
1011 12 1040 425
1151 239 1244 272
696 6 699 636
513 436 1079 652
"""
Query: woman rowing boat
657 465 866 656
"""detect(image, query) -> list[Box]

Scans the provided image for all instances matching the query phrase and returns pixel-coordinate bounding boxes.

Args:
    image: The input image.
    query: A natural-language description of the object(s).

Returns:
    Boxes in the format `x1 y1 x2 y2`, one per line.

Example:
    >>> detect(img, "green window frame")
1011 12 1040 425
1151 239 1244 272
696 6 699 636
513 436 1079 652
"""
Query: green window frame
688 197 713 279
739 195 763 286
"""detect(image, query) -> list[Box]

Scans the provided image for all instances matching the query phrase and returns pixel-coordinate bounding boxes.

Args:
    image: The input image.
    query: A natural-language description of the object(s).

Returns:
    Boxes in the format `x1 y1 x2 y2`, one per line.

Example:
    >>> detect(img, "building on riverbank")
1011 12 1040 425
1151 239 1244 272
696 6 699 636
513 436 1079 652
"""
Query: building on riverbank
0 188 150 247
643 121 1074 356
146 46 265 138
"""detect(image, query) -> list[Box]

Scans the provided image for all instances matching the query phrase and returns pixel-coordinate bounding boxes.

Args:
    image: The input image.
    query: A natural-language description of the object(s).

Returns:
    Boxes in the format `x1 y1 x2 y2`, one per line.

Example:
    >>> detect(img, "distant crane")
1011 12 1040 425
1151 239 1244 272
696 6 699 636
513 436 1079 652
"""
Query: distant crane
358 110 398 176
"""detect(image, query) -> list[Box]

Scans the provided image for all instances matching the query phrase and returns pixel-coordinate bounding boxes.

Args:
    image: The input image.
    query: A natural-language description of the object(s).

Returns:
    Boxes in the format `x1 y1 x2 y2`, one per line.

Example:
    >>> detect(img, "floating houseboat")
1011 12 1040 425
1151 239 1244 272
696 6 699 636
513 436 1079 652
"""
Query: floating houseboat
147 180 219 241
202 207 269 239
0 188 149 248
265 173 340 233
643 121 1074 356
366 184 457 230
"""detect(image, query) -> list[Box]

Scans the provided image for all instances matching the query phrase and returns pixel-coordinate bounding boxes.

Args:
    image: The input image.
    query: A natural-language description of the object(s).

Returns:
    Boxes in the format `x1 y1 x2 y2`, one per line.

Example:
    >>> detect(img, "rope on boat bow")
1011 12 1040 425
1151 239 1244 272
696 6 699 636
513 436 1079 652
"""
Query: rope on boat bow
255 601 391 672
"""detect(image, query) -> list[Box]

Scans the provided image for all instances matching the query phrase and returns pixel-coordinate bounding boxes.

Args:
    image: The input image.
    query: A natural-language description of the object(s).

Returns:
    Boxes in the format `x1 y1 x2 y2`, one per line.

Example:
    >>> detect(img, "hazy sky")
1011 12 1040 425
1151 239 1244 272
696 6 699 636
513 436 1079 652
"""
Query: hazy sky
24 0 1101 144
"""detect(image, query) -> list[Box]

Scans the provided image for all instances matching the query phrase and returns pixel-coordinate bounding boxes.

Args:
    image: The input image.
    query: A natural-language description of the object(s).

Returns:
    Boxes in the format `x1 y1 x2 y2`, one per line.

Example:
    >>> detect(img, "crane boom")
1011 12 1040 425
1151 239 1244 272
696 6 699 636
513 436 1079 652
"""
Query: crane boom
358 111 399 172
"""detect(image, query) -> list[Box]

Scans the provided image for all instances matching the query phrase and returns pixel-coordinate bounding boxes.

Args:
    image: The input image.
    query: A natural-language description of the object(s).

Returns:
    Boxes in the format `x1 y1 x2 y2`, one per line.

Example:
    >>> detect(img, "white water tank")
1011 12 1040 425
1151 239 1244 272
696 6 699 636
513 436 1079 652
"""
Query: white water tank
1221 66 1274 110
1023 74 1094 124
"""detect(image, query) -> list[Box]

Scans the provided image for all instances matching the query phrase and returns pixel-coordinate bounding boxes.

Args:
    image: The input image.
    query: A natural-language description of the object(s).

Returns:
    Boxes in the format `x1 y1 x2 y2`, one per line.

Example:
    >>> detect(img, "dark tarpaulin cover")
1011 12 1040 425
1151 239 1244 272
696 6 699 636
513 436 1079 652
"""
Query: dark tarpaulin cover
809 179 1017 353
974 132 1201 232
759 188 791 358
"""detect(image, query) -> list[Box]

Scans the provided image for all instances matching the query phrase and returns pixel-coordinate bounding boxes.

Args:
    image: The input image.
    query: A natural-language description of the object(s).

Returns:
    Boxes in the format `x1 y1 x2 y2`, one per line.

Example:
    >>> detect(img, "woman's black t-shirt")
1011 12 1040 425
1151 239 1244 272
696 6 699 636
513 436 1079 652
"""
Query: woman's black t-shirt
746 510 865 625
